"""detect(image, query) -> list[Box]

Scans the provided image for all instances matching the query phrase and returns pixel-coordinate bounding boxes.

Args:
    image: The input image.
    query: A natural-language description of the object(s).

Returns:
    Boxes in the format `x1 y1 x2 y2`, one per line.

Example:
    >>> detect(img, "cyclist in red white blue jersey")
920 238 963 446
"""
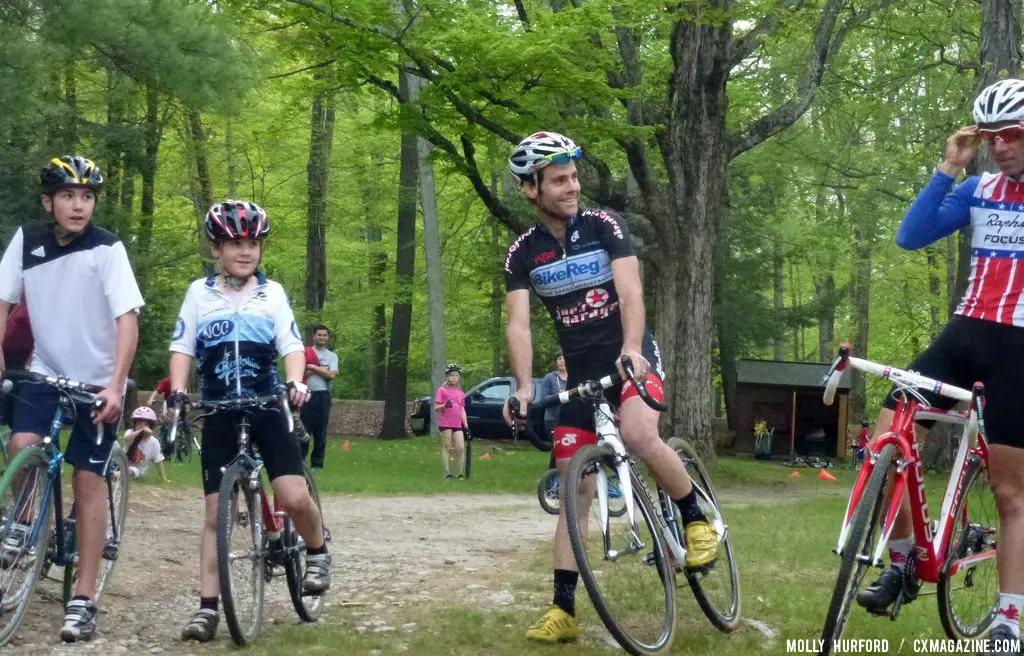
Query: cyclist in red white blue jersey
858 79 1024 655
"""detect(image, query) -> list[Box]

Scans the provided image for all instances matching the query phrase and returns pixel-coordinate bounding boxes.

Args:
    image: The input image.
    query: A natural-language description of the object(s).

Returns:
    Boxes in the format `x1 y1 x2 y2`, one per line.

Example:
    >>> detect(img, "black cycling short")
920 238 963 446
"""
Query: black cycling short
12 381 120 476
553 331 664 460
200 407 305 495
882 315 1024 448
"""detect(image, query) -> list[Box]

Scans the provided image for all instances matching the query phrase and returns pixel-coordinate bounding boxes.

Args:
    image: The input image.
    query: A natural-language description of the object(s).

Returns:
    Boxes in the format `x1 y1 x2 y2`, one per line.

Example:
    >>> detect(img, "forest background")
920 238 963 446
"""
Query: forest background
1 0 1018 449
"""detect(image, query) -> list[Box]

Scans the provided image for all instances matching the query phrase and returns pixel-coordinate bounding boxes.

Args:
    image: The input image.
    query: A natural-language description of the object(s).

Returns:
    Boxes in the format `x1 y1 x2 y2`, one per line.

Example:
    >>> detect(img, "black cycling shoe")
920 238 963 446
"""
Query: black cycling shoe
856 565 918 613
982 624 1021 655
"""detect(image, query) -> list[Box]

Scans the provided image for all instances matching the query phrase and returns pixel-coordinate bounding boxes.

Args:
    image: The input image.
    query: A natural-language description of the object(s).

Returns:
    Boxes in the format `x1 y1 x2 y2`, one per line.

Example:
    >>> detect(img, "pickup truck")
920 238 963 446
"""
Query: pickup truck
410 376 549 441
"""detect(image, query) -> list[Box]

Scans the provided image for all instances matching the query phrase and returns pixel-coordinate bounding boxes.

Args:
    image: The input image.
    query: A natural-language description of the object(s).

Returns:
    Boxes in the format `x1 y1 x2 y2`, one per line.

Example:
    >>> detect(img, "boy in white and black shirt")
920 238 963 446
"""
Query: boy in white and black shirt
0 156 143 642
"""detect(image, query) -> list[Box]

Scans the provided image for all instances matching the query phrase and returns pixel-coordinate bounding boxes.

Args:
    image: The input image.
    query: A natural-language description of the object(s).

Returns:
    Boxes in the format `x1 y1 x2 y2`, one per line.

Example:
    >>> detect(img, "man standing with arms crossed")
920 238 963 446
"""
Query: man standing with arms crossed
501 132 718 643
302 325 337 469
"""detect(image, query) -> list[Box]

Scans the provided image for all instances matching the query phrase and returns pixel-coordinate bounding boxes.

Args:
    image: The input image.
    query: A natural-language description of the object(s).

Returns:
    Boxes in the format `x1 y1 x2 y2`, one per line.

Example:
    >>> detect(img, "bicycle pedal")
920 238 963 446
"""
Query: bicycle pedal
102 545 118 561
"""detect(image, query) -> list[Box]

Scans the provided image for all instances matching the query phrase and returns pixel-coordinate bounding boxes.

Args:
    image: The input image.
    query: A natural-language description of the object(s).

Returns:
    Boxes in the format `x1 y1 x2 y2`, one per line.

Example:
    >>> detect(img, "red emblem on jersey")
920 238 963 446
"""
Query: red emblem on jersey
533 250 557 265
586 288 609 308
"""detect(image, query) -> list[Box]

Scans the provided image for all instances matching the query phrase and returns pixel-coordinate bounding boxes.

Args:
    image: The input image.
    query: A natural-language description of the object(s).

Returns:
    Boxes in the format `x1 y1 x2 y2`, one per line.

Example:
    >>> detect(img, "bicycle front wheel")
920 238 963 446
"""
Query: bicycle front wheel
285 464 328 622
0 446 53 647
537 469 560 515
938 456 999 640
63 445 130 605
217 462 266 646
666 438 740 632
819 443 896 655
565 444 676 656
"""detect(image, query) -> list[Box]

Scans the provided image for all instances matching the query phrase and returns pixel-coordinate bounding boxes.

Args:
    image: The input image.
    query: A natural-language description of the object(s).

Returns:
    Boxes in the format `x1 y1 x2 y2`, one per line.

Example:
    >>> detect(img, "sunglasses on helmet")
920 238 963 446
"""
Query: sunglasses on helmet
979 124 1024 145
542 147 582 166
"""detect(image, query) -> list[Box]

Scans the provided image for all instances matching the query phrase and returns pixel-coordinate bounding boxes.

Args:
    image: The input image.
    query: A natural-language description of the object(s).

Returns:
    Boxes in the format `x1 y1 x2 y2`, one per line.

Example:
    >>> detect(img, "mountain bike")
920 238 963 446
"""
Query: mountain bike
818 344 998 654
513 356 740 655
169 392 330 645
0 372 129 646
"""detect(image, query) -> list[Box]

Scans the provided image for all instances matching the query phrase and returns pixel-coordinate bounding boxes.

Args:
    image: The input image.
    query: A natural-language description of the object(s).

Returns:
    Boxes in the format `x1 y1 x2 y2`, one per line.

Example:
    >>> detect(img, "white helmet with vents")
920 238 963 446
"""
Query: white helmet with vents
509 132 581 180
974 79 1024 124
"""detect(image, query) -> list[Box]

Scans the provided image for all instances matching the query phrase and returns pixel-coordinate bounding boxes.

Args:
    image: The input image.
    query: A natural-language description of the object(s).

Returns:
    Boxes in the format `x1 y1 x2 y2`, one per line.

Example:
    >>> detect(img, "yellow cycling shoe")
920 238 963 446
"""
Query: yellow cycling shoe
526 606 580 643
684 520 719 569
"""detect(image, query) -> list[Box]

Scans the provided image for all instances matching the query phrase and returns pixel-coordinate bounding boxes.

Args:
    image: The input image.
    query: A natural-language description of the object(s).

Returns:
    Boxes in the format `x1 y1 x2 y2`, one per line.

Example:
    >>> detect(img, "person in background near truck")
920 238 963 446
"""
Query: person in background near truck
301 325 338 469
539 352 568 469
436 363 469 479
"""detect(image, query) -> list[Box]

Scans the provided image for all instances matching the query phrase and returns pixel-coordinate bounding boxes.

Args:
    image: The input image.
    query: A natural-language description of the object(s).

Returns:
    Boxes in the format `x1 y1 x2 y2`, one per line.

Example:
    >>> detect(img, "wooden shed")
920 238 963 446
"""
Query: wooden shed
732 359 852 459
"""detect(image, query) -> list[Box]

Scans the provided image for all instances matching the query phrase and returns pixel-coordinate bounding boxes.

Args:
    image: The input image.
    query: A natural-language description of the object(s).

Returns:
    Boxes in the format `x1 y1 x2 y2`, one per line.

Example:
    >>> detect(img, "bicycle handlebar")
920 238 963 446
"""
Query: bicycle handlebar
168 392 296 441
821 343 974 406
508 356 667 449
1 370 109 445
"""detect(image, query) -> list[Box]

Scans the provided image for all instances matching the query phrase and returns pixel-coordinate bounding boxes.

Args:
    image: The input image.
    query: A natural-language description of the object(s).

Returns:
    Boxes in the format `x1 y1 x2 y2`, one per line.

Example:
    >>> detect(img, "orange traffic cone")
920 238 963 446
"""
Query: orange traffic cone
818 469 836 481
481 453 492 460
342 440 350 452
789 471 800 478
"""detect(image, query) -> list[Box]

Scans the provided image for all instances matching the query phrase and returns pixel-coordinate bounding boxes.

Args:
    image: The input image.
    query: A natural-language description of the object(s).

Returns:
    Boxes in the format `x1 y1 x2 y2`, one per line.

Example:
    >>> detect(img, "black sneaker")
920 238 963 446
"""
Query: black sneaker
982 624 1021 655
60 598 97 642
856 566 910 612
181 608 219 642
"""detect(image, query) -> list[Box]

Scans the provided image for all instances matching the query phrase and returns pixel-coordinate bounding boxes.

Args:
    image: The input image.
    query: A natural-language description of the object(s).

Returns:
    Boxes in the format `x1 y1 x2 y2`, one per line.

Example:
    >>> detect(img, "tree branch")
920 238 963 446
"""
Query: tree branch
728 0 804 67
266 60 336 80
728 0 894 159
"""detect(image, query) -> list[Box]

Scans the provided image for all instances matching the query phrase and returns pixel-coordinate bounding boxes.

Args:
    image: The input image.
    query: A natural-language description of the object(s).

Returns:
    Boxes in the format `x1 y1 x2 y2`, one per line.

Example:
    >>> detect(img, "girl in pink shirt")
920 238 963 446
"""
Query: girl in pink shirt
435 363 469 479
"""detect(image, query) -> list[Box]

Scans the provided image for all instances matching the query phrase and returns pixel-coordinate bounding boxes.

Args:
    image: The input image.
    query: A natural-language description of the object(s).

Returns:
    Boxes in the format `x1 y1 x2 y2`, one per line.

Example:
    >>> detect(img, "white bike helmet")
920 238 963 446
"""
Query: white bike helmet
509 132 581 182
974 79 1024 124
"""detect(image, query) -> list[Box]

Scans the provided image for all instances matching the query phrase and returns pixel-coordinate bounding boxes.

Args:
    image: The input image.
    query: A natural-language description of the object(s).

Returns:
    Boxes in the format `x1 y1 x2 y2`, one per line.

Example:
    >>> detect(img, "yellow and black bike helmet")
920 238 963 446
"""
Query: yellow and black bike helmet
39 155 103 192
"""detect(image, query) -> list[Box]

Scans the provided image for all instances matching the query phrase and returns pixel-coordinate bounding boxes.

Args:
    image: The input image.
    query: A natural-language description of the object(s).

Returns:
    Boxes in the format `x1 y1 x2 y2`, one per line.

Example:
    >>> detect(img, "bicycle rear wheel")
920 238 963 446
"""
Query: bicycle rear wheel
0 446 53 647
63 445 129 605
537 468 560 515
938 456 999 640
819 443 896 655
565 444 675 656
217 461 266 645
285 464 328 622
666 438 740 632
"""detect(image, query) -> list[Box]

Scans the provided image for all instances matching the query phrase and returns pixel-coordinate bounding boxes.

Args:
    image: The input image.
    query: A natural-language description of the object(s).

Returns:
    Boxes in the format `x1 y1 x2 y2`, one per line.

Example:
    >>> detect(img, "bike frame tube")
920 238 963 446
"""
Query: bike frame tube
834 394 994 583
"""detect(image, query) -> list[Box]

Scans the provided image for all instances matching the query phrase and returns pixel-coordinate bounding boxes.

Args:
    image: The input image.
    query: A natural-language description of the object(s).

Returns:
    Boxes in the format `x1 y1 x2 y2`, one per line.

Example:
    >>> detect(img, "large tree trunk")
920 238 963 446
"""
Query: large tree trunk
305 88 336 313
850 198 872 424
927 246 942 340
361 155 388 401
773 233 786 360
816 274 836 363
419 132 446 435
138 85 160 284
64 61 77 151
491 171 508 376
379 71 419 438
226 119 238 198
104 65 124 226
657 11 732 459
186 107 215 276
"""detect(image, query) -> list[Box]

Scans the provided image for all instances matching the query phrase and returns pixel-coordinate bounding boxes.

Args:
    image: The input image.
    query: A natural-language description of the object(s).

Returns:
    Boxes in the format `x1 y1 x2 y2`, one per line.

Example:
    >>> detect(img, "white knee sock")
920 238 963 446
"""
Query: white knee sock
992 592 1024 637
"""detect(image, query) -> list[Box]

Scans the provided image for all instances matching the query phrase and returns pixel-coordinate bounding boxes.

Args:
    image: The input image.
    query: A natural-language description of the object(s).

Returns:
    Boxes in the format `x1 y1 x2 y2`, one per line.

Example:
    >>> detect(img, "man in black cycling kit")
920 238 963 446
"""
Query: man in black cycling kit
501 131 718 643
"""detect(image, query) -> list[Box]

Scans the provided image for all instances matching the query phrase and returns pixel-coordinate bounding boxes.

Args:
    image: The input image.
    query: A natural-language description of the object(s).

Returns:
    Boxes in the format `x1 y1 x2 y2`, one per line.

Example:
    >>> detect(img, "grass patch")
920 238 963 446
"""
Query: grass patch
155 436 554 495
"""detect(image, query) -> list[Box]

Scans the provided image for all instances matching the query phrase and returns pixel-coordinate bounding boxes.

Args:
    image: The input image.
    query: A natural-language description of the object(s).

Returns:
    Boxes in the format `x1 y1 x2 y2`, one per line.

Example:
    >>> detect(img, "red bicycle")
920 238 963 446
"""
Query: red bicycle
817 344 999 655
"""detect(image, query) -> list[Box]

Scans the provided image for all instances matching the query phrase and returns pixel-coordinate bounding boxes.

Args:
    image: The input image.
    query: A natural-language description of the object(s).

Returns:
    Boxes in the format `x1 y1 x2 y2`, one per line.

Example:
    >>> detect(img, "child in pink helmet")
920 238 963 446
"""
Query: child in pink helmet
121 406 170 482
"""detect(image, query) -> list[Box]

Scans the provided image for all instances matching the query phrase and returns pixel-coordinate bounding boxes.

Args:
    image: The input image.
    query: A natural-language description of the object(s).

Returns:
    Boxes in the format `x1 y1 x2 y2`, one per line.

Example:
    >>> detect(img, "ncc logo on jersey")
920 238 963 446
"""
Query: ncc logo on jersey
199 319 234 342
531 251 612 297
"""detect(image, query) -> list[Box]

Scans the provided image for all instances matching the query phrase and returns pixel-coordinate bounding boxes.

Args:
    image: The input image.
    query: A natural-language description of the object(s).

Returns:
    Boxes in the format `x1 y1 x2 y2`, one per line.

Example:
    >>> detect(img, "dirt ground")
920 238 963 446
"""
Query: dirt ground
0 486 561 655
0 482 824 654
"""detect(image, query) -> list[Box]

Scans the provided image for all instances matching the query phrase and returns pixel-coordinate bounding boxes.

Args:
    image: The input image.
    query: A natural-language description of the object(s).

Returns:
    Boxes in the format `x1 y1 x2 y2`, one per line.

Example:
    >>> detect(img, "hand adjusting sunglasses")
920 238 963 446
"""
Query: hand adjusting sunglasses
979 124 1024 145
542 147 582 165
